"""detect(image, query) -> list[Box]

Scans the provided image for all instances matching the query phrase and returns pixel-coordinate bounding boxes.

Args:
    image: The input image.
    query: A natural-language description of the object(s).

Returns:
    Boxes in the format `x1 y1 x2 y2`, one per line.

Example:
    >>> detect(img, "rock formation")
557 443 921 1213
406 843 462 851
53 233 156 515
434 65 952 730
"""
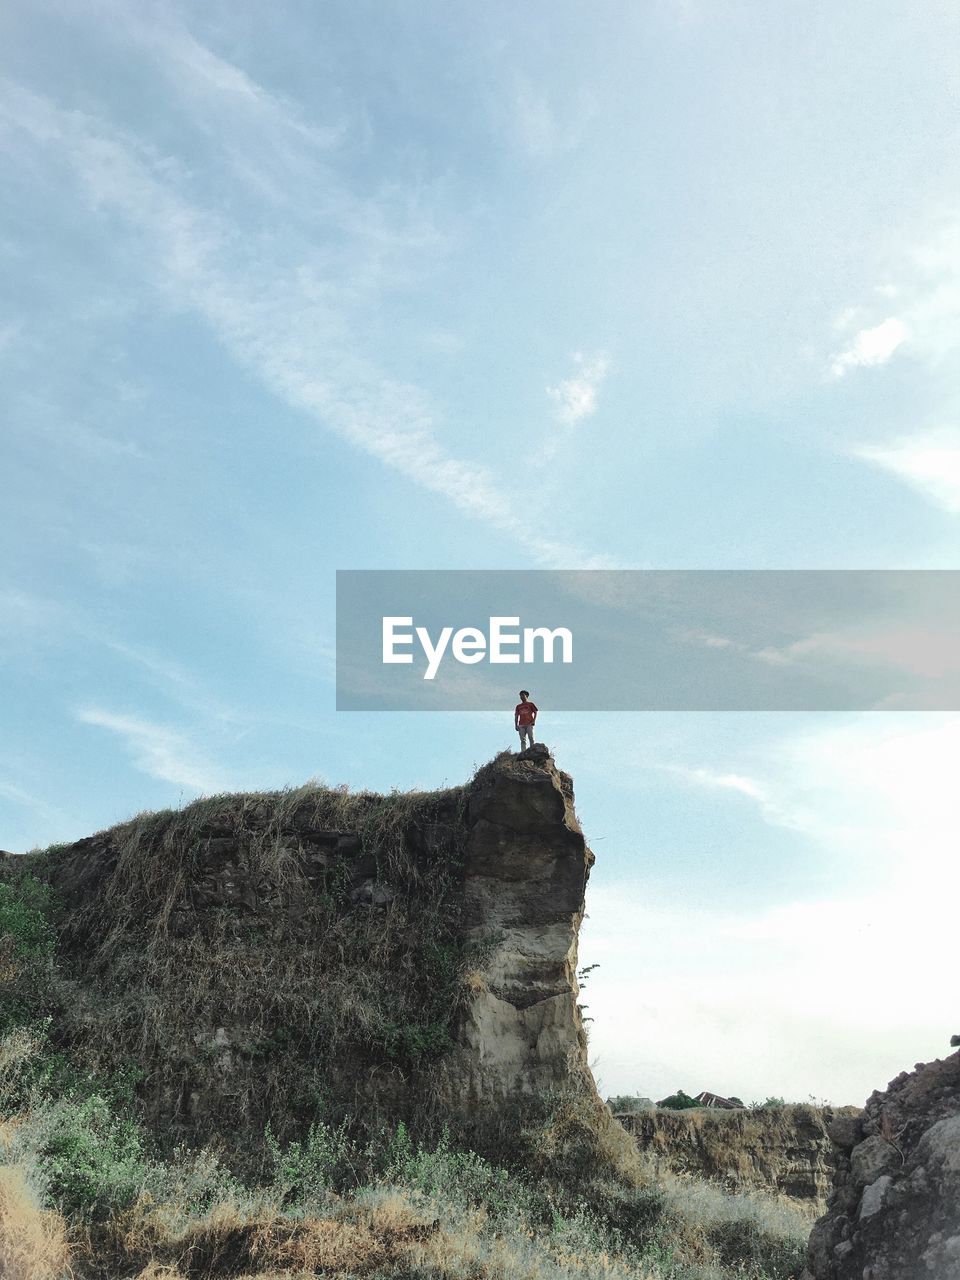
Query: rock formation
805 1050 960 1280
618 1104 858 1206
9 745 596 1149
444 743 596 1103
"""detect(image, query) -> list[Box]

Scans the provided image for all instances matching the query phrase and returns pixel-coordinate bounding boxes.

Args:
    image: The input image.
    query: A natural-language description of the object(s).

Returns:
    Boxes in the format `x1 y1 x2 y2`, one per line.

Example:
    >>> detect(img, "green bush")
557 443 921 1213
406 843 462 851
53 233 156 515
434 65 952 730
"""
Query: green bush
30 1092 148 1217
571 1178 666 1246
382 1124 529 1221
658 1090 701 1111
0 875 57 1035
146 1146 248 1217
0 875 55 963
266 1118 354 1206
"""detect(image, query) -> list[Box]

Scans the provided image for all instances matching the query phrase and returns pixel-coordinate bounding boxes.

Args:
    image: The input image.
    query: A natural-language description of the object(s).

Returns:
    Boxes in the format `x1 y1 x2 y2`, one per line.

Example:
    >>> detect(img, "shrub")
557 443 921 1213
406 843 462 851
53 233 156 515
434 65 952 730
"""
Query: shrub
606 1094 653 1114
0 877 57 1036
658 1090 701 1111
381 1124 528 1221
266 1119 354 1207
0 877 55 970
144 1146 247 1219
571 1178 666 1246
708 1213 808 1277
29 1093 149 1218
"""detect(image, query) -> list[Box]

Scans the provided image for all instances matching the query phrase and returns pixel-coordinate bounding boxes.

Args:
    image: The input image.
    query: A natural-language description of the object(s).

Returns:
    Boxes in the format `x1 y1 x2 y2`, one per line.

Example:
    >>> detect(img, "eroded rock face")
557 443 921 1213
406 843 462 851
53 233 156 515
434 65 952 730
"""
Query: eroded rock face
618 1104 857 1206
23 746 597 1142
446 746 595 1103
805 1050 960 1280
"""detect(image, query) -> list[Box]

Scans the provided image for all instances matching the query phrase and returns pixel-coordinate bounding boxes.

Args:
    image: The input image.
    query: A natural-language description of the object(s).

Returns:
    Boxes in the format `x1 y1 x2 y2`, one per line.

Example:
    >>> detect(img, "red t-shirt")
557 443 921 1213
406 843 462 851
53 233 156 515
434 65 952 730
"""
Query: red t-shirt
515 701 538 726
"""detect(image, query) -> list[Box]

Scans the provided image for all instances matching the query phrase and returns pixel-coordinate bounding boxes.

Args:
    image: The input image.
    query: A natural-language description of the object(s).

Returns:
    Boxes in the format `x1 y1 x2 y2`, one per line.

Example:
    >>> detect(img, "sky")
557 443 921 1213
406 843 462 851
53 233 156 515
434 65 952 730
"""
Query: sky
2 0 959 1107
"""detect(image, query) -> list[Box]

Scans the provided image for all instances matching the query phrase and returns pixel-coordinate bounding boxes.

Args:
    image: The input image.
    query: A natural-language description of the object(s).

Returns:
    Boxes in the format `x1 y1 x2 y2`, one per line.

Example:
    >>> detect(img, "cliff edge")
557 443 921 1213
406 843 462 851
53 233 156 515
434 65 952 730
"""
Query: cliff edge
618 1103 861 1207
6 745 596 1152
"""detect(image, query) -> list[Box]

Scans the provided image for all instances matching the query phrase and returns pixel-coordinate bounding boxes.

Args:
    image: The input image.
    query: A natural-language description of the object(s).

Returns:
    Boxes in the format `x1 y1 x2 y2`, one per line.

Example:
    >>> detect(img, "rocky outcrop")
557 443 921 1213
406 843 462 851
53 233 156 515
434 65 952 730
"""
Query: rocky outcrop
618 1104 858 1206
15 746 596 1148
805 1050 960 1280
446 744 595 1102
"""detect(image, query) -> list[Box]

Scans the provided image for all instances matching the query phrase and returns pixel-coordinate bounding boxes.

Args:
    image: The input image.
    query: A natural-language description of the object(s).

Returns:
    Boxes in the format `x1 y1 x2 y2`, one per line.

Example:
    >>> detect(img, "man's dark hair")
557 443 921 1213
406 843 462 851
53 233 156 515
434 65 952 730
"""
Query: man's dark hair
519 690 529 698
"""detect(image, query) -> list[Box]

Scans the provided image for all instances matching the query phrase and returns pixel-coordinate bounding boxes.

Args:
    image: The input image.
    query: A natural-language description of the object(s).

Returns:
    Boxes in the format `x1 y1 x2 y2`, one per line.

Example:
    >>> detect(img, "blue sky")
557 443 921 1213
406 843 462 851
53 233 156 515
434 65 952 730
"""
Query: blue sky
2 0 959 1105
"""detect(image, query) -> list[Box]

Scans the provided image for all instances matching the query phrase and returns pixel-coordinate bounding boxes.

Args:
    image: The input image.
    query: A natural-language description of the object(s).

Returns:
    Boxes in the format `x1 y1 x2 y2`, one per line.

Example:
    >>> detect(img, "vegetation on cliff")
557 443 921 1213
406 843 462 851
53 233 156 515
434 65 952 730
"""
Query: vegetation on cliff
0 1028 812 1280
0 760 814 1278
8 781 481 1153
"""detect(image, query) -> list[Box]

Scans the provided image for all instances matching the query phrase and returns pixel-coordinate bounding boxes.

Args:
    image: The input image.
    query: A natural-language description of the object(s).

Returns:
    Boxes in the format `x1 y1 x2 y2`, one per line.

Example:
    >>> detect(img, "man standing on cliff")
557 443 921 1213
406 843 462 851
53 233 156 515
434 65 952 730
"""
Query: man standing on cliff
515 690 538 751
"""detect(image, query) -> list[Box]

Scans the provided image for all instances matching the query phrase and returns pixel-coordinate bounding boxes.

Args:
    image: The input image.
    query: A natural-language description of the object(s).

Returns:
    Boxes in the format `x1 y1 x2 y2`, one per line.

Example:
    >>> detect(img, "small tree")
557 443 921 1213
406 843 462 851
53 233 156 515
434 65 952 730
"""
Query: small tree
658 1090 700 1110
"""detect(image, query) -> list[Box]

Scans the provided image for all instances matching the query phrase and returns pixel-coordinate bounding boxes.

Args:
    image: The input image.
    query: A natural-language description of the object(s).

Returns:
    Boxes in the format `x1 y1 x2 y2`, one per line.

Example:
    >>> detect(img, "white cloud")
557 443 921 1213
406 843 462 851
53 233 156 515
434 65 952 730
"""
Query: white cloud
677 630 736 650
662 762 809 834
583 879 955 1105
829 216 960 379
665 715 960 873
76 708 231 793
854 427 960 514
547 351 611 426
582 714 960 1103
0 80 613 569
830 316 908 377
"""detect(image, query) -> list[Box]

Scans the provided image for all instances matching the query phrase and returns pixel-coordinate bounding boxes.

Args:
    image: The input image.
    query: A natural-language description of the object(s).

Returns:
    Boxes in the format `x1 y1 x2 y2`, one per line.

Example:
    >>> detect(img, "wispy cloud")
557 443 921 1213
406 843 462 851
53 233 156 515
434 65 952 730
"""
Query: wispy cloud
756 624 960 686
108 7 346 203
854 428 960 515
830 316 908 377
829 215 960 379
0 589 64 660
547 351 611 426
662 762 806 833
664 715 960 870
512 80 592 159
75 707 231 793
0 778 68 835
0 76 611 569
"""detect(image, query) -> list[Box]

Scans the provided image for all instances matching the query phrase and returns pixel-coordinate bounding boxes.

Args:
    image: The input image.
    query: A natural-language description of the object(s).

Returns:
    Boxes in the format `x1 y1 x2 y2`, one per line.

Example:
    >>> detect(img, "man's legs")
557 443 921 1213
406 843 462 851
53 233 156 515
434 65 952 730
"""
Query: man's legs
518 725 534 750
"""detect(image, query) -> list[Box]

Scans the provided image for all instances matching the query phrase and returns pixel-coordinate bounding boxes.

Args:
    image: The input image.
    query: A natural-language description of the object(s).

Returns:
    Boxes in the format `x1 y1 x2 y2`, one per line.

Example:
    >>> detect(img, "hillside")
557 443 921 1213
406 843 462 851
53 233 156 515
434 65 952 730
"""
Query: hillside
0 749 823 1279
3 745 596 1156
4 749 954 1279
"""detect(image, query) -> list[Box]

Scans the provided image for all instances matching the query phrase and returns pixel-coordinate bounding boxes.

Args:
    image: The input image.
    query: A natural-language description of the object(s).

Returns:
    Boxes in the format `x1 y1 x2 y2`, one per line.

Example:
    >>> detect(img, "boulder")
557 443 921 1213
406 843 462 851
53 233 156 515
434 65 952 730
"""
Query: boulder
805 1051 960 1279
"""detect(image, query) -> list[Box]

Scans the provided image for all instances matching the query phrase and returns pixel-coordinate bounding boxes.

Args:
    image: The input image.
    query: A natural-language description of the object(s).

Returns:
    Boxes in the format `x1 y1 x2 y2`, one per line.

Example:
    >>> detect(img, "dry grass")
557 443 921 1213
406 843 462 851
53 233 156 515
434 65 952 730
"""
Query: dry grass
0 1164 71 1280
31 781 477 1155
82 1184 659 1280
89 1188 442 1278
